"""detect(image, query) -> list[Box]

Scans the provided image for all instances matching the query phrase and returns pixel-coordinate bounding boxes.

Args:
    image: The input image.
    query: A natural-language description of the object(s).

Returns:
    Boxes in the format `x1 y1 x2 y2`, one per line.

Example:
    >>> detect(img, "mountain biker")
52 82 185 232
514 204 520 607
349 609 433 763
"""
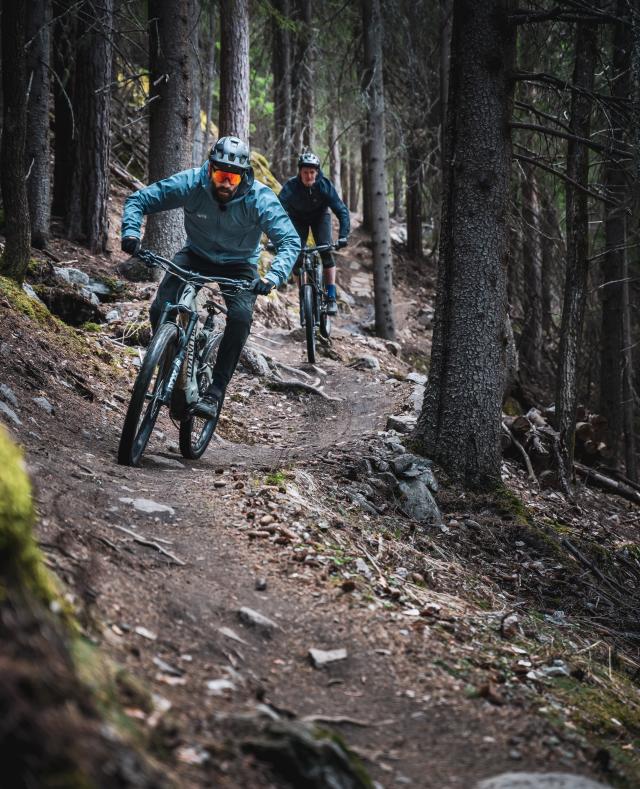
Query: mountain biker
120 136 301 421
278 152 350 315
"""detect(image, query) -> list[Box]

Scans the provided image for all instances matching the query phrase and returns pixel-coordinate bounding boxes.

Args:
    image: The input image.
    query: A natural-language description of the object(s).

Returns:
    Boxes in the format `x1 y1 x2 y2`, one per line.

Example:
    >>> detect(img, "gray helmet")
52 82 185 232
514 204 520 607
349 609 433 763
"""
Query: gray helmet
209 136 251 173
298 151 320 169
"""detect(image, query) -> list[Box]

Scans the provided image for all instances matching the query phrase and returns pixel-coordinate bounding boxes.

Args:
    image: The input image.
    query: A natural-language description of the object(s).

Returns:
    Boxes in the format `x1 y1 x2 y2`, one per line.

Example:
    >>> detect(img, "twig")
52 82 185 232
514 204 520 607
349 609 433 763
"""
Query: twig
106 524 184 565
503 423 537 483
302 714 371 727
267 377 341 401
561 537 633 600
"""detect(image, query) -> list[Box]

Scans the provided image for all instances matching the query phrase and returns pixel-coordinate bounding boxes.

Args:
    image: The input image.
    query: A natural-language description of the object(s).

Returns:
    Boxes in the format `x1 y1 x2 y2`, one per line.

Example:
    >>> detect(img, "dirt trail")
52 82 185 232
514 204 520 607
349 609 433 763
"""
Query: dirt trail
1 236 624 788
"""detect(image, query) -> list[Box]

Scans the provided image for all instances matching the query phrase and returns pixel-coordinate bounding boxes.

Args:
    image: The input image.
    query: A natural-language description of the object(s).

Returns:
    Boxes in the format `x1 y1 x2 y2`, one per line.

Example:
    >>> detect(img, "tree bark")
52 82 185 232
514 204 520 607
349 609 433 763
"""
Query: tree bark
555 22 597 481
341 141 350 208
362 0 395 339
414 0 515 489
68 0 114 252
328 116 342 198
540 194 555 335
52 0 76 222
26 0 52 249
406 144 423 258
292 0 314 150
520 164 543 379
0 0 31 282
219 0 250 140
272 0 292 181
203 4 217 154
349 145 359 213
190 3 203 166
360 132 371 229
146 0 192 258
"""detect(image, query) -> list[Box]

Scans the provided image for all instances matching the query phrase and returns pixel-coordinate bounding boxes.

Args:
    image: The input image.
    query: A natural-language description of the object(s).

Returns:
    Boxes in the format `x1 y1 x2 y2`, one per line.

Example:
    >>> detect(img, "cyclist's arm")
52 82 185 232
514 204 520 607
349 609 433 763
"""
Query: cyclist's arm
121 167 200 240
326 182 350 239
277 179 293 214
257 191 301 287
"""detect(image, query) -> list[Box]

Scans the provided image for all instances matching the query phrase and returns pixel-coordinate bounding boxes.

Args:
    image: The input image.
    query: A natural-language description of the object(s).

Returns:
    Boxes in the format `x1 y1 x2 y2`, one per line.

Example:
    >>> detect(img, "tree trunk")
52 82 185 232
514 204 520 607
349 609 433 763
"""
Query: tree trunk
540 194 555 335
349 145 359 213
392 165 403 220
341 141 350 208
219 0 250 140
272 0 292 181
439 0 453 182
146 0 192 258
414 0 515 489
26 0 51 249
406 144 423 258
555 22 597 481
520 164 543 379
202 3 217 157
0 0 31 282
293 0 314 150
68 0 114 252
52 0 76 222
328 116 342 198
190 3 203 166
360 133 371 229
362 0 395 339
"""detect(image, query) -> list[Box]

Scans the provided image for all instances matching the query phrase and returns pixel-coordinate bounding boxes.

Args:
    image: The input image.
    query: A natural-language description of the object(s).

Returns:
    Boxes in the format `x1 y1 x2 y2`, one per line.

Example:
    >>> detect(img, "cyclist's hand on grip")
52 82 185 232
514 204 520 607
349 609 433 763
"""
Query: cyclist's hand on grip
251 277 275 295
336 237 348 249
121 236 141 256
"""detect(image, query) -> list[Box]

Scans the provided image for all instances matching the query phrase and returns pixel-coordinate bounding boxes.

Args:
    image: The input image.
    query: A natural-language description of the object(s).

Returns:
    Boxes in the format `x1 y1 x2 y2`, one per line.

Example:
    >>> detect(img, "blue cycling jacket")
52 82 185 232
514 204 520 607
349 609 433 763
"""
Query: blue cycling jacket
121 164 301 286
279 169 350 239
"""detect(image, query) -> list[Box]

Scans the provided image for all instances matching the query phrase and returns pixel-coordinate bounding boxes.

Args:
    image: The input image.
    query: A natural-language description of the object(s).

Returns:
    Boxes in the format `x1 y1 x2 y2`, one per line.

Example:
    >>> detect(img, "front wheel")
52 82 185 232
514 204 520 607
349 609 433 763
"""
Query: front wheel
319 309 331 339
303 284 316 364
179 333 223 459
118 322 178 466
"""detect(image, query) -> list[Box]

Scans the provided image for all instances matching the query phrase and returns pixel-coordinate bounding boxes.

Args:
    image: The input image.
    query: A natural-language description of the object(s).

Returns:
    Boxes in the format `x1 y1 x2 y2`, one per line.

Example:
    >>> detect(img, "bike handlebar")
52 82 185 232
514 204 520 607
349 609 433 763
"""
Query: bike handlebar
263 242 336 254
136 248 253 290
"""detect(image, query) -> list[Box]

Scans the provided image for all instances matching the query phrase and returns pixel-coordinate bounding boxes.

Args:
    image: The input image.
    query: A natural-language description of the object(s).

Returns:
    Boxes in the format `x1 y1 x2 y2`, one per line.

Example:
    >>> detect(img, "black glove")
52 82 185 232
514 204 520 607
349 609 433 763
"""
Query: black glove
121 236 141 256
336 237 348 249
252 277 275 295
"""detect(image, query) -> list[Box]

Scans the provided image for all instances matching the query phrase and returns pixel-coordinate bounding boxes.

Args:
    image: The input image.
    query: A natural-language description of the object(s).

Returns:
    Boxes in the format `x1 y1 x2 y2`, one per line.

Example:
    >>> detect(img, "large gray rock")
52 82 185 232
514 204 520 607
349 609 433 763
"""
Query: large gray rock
0 400 21 426
386 414 416 433
475 774 611 789
0 384 18 408
397 479 440 524
391 454 438 492
33 396 54 415
119 497 175 517
54 266 90 286
238 607 279 635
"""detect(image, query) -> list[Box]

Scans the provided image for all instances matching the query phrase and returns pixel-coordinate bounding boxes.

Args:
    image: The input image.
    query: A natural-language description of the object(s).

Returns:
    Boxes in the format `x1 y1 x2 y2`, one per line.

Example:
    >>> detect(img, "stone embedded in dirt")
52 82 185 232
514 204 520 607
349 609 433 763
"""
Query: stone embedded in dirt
475 774 612 789
238 606 279 634
397 480 440 524
350 355 380 371
308 647 348 668
240 346 271 377
355 558 373 580
145 454 185 470
153 656 184 677
134 625 158 640
0 383 18 408
0 400 21 426
22 282 45 304
385 340 402 356
33 396 54 415
218 626 249 645
406 372 427 385
255 577 267 591
386 414 417 433
206 678 236 696
259 514 275 526
54 266 90 286
119 497 175 517
106 309 120 323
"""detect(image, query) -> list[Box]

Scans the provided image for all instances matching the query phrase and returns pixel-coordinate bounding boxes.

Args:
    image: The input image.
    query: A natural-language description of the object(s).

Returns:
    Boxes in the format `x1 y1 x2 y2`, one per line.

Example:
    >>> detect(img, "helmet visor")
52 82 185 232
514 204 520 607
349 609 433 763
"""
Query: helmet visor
211 168 242 187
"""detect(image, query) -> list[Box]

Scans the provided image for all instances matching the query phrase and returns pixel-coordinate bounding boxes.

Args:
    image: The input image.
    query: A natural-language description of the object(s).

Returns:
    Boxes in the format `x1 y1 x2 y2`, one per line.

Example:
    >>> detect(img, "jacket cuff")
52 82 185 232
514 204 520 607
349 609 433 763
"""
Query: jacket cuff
265 272 280 287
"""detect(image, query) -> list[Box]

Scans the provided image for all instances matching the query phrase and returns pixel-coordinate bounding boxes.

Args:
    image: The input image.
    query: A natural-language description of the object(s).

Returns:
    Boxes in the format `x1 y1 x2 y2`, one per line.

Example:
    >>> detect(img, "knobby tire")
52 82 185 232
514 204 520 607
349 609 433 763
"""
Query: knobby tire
117 322 178 466
303 284 316 364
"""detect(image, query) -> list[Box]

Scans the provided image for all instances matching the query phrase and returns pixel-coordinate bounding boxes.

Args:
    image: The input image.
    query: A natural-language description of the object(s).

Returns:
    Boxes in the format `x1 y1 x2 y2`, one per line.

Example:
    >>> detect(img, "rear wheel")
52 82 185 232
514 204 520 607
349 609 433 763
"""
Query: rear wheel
118 322 178 466
179 333 223 459
303 284 316 363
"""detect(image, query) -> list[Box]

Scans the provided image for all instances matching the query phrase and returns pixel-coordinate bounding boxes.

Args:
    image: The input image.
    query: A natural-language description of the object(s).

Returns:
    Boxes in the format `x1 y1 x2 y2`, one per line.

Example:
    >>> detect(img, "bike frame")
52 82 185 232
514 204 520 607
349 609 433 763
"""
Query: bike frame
297 243 333 326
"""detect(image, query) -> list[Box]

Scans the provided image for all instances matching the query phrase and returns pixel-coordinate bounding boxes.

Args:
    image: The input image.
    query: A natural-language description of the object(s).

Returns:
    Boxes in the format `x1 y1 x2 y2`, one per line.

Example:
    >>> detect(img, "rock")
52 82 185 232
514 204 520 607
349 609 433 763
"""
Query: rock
369 471 398 490
145 454 186 470
355 558 373 580
118 257 161 283
0 401 21 426
385 340 402 356
240 346 271 377
134 626 157 640
54 266 90 286
22 282 45 304
206 678 235 696
106 309 120 323
397 479 440 524
309 647 347 668
0 384 18 408
119 497 175 517
219 626 249 645
386 414 416 433
255 577 268 591
238 606 279 634
350 355 380 370
390 454 438 491
33 396 54 415
475 774 611 789
406 372 427 385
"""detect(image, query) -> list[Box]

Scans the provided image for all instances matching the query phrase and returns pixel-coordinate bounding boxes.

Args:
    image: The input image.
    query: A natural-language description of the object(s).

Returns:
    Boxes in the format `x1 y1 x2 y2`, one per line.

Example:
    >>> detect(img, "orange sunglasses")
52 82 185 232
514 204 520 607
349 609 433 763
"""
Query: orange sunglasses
211 168 242 187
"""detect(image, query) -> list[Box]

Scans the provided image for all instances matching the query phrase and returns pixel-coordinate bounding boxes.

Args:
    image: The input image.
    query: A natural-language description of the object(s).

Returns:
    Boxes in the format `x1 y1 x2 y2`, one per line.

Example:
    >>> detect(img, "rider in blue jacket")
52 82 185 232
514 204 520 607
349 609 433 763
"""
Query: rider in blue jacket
121 136 300 420
279 152 350 314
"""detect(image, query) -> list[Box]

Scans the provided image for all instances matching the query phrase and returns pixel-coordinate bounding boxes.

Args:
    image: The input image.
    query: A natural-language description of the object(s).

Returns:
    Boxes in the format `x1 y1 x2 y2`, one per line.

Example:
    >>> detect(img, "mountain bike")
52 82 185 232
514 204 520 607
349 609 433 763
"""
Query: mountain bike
117 249 252 467
297 243 335 364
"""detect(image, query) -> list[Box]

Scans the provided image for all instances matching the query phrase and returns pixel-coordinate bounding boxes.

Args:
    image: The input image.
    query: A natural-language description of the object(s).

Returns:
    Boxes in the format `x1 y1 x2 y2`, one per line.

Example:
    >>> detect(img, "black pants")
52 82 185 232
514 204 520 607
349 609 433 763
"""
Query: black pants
291 211 335 271
150 247 257 392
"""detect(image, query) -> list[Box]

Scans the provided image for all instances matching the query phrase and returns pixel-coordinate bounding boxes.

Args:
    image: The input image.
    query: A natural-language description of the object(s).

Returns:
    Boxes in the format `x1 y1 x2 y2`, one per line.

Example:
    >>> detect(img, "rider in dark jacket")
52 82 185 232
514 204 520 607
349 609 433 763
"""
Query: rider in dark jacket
279 152 350 314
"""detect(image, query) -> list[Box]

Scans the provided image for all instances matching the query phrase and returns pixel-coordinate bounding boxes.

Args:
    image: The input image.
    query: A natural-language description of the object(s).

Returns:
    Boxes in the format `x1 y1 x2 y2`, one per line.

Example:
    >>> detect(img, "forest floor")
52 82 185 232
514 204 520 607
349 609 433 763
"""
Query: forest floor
1 206 640 788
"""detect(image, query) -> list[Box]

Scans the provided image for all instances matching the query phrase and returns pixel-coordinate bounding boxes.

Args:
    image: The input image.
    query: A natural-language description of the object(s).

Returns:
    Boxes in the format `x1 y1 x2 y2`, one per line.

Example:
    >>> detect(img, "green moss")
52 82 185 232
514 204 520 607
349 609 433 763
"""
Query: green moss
265 470 286 486
491 484 532 526
503 396 522 416
82 322 102 333
0 275 57 325
0 426 60 608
